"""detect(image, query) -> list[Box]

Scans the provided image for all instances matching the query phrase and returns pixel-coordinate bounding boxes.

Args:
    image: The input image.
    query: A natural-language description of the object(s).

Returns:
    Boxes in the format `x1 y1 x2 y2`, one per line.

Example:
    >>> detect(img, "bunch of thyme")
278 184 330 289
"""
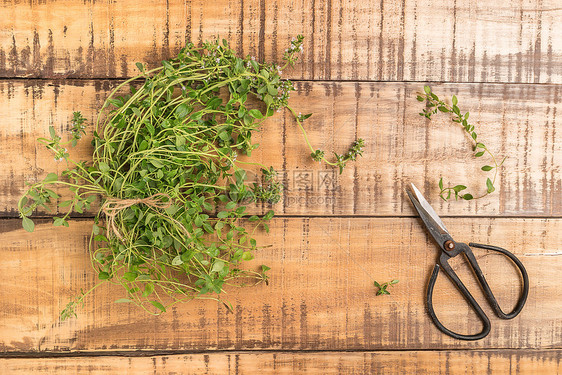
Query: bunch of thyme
18 36 363 319
418 86 505 201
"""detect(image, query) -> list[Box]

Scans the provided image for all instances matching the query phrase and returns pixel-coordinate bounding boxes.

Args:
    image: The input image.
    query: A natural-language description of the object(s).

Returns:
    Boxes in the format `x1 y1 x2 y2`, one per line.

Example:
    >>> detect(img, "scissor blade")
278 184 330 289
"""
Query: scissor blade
406 183 452 247
409 183 449 234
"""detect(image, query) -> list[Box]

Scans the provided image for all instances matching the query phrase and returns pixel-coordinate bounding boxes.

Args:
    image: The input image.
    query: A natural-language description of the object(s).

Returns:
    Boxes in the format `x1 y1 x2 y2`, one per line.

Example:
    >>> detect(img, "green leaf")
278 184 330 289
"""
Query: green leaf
150 300 166 312
123 272 138 282
438 178 444 191
486 178 495 193
452 95 458 106
424 85 431 95
53 217 67 227
248 109 263 119
142 283 155 297
151 159 164 168
225 201 237 210
49 126 57 139
374 281 381 288
175 103 191 119
44 173 58 183
98 271 110 280
241 251 254 261
211 260 225 273
263 210 274 221
217 211 229 219
172 255 183 266
135 62 144 72
475 151 485 157
115 298 133 303
463 194 474 200
22 216 35 232
391 279 399 284
98 162 110 173
453 185 467 192
481 165 493 171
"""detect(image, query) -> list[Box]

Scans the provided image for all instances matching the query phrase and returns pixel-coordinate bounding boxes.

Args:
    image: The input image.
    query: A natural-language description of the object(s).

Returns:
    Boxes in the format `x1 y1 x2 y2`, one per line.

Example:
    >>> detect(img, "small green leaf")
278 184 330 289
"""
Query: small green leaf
53 217 67 227
463 194 474 200
98 271 110 280
486 178 495 193
150 300 166 312
438 178 444 191
241 251 254 261
211 260 225 273
123 272 138 282
135 62 144 72
142 283 155 297
263 210 274 221
481 165 493 171
44 173 58 183
475 151 485 157
115 298 133 303
424 85 431 95
453 185 467 192
22 216 35 232
391 279 399 284
225 201 237 210
248 109 263 119
452 95 458 106
172 255 183 266
98 162 110 173
217 211 229 219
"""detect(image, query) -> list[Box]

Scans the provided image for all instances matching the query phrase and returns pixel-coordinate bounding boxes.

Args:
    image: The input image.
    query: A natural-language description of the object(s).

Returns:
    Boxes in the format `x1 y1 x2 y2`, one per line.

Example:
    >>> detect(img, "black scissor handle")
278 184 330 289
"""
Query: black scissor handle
466 243 529 319
427 263 491 340
426 243 529 340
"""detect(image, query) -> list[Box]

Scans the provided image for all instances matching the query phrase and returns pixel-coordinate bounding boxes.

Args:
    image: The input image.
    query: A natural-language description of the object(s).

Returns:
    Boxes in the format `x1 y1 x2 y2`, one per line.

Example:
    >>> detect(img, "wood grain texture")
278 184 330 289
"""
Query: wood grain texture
1 80 560 217
0 217 559 352
1 350 561 374
0 0 561 83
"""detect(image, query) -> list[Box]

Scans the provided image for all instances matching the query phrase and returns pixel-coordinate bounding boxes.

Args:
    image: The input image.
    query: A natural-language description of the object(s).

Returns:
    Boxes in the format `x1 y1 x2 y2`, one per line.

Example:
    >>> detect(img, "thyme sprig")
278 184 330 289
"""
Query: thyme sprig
417 86 505 201
374 279 399 296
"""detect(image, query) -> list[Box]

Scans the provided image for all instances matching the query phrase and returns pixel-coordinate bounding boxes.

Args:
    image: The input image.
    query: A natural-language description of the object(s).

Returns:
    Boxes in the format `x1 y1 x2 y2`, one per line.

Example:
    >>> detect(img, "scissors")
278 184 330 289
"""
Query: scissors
406 183 529 340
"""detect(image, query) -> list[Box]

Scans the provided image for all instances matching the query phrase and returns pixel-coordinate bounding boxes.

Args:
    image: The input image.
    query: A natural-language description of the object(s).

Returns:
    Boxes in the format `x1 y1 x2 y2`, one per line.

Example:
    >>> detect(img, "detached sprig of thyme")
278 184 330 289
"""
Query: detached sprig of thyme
417 86 505 201
374 279 399 296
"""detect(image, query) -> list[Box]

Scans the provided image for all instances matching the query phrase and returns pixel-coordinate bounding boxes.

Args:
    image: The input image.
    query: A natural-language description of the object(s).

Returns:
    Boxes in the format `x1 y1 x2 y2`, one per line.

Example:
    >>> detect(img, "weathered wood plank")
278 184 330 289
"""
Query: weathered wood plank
0 217 559 352
0 0 560 83
1 80 560 217
1 350 560 374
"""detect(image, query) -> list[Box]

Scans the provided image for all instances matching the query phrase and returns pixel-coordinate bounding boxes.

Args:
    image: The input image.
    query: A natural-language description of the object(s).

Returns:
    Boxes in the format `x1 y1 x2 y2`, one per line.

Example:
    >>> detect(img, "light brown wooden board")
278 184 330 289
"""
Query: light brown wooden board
1 350 560 374
0 217 559 352
1 0 561 83
1 80 560 218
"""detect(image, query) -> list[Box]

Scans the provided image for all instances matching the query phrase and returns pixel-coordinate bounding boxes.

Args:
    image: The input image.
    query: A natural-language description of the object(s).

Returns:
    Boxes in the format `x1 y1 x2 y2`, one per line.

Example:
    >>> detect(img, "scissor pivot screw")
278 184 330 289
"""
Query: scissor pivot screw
444 240 455 251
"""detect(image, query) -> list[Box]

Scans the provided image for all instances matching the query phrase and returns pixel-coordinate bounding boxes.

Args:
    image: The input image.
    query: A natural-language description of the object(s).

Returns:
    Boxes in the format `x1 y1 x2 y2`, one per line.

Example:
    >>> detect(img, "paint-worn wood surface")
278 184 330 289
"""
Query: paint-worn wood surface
0 218 560 352
1 0 561 83
1 80 560 217
1 350 561 374
0 0 560 374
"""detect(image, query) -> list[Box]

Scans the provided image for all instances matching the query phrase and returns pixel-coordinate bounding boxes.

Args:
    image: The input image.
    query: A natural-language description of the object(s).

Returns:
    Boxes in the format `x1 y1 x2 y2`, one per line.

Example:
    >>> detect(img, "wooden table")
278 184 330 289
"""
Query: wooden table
0 1 560 373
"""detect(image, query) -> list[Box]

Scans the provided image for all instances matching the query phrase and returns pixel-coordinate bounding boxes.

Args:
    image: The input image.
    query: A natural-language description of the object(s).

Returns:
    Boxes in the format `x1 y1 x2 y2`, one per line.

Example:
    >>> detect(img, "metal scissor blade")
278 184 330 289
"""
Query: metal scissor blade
406 183 452 247
409 183 449 234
